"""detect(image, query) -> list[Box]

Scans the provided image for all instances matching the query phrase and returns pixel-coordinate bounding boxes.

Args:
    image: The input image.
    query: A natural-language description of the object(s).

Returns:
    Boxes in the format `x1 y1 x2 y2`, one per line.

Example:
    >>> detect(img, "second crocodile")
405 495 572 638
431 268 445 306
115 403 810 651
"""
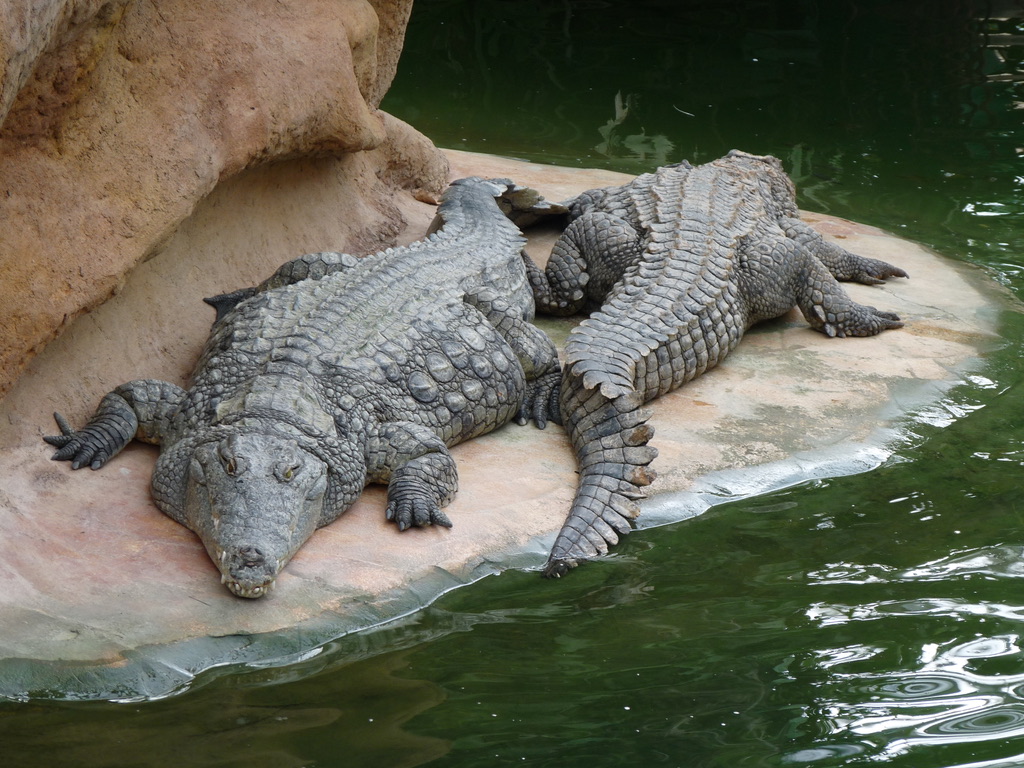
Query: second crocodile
526 150 908 576
45 177 563 598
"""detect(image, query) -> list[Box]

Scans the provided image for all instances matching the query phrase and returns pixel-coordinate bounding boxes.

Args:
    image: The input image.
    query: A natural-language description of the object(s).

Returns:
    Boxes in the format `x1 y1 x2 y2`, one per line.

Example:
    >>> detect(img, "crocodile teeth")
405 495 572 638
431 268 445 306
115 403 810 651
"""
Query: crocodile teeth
220 573 227 585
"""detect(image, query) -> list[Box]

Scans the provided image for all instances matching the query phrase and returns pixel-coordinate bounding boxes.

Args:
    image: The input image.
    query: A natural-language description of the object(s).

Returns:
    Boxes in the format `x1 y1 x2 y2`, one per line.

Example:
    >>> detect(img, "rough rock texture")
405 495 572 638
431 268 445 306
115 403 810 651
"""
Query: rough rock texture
0 0 445 399
0 151 1010 702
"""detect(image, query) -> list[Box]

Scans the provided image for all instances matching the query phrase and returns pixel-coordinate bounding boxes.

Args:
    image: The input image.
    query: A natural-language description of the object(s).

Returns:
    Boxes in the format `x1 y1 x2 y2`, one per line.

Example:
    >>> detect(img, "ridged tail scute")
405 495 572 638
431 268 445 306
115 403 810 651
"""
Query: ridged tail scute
563 311 657 400
544 386 658 578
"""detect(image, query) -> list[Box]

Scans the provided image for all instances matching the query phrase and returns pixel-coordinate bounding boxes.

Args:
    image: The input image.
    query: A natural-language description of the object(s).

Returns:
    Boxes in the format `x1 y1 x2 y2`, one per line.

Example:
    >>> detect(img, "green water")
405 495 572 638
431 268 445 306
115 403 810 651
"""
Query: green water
4 1 1024 765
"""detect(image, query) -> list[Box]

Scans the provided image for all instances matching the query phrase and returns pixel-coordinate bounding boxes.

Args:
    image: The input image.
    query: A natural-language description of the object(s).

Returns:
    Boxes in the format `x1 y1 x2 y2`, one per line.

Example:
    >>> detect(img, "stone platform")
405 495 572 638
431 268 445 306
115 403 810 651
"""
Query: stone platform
0 150 1010 701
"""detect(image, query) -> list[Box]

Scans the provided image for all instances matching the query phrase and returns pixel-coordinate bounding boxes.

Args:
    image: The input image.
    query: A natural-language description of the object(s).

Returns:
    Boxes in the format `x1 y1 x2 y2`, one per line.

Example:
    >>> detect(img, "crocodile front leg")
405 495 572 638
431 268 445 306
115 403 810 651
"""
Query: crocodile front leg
524 211 643 316
367 421 459 531
44 379 187 469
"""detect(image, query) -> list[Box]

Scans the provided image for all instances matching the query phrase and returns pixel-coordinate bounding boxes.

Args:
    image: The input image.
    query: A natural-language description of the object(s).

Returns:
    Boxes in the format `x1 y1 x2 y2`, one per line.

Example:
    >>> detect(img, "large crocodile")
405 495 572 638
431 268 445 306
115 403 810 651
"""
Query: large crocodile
525 150 908 576
45 177 563 598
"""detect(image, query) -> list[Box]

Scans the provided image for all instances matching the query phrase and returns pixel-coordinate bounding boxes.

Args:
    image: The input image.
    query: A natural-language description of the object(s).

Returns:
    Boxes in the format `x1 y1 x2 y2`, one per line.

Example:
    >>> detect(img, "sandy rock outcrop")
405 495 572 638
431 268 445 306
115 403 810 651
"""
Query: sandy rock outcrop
0 151 1007 702
0 0 446 400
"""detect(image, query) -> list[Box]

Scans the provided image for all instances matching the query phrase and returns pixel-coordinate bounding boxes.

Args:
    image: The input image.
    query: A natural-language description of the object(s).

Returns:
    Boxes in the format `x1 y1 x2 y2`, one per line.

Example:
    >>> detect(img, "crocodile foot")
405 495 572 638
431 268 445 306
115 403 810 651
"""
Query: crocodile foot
847 257 909 285
44 409 134 470
515 369 562 429
543 557 577 578
385 495 453 531
811 303 904 338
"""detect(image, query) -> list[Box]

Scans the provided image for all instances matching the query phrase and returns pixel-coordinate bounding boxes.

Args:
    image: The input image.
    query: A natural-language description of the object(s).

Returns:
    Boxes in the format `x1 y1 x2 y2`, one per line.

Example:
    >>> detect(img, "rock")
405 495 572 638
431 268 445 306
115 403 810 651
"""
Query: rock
0 0 446 399
0 150 1011 702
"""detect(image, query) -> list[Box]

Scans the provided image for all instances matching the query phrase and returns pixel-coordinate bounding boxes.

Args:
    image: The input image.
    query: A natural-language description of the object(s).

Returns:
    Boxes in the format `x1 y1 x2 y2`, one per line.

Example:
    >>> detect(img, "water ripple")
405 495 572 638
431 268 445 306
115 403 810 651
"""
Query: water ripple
807 598 1024 626
782 744 866 763
808 545 1024 586
849 673 969 701
813 644 884 670
791 629 1024 763
917 703 1024 741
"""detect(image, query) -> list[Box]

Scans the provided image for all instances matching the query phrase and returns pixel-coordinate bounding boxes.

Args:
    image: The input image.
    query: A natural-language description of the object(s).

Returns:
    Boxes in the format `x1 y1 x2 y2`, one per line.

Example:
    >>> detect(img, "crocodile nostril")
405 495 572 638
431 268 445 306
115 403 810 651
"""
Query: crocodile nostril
238 545 265 568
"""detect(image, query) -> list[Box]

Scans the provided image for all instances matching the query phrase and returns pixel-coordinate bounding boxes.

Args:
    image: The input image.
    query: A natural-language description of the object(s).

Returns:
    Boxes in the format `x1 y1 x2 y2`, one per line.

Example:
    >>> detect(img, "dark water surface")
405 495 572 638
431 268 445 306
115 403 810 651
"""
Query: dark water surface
5 1 1024 765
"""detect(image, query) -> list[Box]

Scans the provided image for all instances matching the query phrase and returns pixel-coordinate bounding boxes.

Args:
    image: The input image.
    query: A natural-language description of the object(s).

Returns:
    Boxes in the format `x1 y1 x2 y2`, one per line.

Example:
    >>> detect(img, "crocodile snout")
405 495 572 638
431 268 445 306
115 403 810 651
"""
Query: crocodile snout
215 543 280 598
238 545 266 568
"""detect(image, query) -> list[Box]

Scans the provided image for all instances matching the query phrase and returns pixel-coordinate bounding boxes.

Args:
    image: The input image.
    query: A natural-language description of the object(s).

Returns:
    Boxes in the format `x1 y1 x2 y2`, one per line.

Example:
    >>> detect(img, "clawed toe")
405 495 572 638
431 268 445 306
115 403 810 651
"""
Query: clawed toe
43 434 73 449
858 259 908 284
518 369 562 430
43 413 78 454
387 500 453 531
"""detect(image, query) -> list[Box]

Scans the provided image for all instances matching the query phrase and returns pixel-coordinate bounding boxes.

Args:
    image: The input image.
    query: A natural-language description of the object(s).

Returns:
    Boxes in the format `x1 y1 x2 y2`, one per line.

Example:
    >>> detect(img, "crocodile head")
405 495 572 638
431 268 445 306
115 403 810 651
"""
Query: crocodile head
185 431 329 598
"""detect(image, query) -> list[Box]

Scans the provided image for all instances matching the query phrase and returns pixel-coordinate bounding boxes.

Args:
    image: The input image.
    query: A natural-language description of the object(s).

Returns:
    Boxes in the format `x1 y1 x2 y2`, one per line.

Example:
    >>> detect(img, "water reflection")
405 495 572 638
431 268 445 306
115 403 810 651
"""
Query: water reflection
594 91 676 164
809 545 1024 586
792 540 1024 765
786 630 1024 762
1 649 449 768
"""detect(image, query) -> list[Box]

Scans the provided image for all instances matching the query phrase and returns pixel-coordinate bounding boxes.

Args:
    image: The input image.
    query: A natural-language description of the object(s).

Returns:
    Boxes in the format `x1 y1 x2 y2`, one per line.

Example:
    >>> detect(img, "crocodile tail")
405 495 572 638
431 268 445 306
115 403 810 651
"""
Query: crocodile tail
543 382 658 577
563 310 657 400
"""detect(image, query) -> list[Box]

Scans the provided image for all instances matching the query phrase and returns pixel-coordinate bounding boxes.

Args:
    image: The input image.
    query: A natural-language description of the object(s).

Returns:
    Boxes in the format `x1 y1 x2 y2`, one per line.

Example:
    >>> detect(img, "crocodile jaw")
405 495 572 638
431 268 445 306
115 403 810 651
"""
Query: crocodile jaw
226 579 273 599
210 545 285 599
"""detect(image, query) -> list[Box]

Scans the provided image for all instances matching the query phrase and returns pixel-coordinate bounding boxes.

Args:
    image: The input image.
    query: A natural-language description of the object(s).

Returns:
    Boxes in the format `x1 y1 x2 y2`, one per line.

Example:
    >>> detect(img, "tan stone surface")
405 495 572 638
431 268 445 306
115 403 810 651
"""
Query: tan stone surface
0 0 439 399
0 150 1010 700
0 1 123 124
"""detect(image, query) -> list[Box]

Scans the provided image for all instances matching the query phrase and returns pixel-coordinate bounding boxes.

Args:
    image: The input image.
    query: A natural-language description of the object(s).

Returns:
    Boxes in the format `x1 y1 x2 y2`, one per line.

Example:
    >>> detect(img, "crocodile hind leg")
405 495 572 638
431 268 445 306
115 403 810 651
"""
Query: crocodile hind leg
464 290 563 428
781 217 908 285
366 421 459 530
769 236 905 338
44 379 187 469
524 211 643 316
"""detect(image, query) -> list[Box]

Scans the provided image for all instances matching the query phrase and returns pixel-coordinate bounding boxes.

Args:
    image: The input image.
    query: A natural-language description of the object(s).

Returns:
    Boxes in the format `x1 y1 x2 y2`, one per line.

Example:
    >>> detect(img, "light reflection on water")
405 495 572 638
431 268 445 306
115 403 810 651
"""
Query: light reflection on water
787 632 1024 763
790 543 1024 764
810 546 1024 586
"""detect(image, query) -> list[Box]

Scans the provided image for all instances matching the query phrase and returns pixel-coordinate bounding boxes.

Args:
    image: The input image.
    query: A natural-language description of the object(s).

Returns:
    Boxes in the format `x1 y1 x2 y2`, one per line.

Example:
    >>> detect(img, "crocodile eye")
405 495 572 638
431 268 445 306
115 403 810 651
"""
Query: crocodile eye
275 461 301 483
225 457 238 476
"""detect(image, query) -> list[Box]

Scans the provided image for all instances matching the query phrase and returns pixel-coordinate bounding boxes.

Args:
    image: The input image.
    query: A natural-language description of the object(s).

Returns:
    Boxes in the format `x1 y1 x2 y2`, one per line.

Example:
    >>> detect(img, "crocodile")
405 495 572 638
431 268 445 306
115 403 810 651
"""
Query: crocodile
45 177 563 598
525 150 908 577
